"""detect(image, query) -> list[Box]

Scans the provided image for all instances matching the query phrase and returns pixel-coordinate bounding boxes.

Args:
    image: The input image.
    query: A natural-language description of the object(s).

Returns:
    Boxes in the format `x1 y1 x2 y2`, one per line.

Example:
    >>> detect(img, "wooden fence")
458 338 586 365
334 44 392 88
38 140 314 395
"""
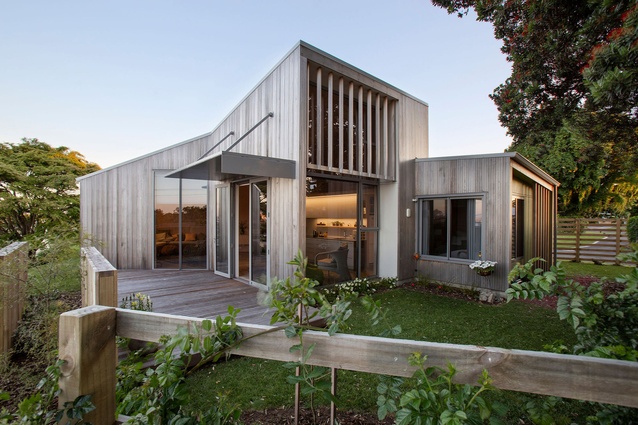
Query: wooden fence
0 241 28 354
81 246 118 308
556 218 633 264
58 306 638 425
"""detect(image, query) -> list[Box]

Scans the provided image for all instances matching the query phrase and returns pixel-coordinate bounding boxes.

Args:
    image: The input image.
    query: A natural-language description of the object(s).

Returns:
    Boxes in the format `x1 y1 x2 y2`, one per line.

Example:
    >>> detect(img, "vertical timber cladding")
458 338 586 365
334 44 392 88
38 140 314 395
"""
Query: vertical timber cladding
534 184 554 267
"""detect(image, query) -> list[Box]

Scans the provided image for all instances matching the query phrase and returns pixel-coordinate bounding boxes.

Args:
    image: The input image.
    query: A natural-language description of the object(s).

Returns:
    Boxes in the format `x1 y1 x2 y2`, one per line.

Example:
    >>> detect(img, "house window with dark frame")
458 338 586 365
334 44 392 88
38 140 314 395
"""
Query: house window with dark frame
512 198 525 259
419 197 483 261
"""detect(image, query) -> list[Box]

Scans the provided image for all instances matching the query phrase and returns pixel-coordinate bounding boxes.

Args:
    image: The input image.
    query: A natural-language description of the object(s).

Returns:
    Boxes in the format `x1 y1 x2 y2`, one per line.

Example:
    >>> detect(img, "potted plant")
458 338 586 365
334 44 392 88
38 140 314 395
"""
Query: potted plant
469 259 497 276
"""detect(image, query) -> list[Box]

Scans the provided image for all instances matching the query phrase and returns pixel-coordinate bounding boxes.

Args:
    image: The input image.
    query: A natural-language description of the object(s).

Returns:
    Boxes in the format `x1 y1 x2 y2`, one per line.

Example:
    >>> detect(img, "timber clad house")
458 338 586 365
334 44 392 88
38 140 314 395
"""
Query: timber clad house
78 41 559 295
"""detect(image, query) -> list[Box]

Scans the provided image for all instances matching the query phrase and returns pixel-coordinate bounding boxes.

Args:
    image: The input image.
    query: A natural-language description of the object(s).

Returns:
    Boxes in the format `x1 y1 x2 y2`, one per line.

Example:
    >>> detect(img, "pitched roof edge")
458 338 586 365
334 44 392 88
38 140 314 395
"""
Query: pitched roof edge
417 152 560 187
299 41 429 107
78 40 429 181
77 43 304 182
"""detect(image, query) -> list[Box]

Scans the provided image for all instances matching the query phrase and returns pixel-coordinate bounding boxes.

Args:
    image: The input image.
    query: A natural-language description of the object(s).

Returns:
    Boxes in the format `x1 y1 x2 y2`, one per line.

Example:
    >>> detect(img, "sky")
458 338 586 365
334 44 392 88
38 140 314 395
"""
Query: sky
0 1 512 169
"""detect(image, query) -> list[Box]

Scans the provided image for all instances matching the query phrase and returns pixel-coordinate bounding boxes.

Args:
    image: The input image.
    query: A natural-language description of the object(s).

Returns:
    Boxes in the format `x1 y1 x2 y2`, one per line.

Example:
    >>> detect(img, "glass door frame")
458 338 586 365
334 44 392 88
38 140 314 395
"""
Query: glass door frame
234 178 270 289
213 183 233 278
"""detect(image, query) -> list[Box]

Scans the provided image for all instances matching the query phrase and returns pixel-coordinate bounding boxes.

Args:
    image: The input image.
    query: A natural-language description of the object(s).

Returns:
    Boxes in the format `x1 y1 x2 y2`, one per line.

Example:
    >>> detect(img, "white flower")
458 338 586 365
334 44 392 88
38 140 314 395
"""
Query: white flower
469 260 497 270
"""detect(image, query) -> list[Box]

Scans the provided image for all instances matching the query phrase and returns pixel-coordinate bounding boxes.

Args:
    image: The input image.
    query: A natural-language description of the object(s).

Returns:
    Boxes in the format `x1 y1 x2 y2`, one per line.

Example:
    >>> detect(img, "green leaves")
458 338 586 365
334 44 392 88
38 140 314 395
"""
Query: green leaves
0 360 95 424
0 138 100 242
508 250 638 368
432 0 638 216
377 352 501 424
116 307 244 424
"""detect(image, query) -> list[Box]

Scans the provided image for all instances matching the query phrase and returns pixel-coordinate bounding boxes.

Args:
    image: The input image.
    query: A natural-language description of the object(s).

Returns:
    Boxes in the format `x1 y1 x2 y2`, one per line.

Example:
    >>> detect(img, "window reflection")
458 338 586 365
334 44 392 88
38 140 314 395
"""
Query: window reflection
154 171 207 269
305 176 378 282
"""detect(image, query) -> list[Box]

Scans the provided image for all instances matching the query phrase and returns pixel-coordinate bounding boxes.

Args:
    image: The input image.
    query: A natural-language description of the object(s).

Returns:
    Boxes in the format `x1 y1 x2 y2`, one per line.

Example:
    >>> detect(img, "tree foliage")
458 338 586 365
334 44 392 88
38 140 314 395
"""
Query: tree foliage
431 0 638 216
0 138 100 242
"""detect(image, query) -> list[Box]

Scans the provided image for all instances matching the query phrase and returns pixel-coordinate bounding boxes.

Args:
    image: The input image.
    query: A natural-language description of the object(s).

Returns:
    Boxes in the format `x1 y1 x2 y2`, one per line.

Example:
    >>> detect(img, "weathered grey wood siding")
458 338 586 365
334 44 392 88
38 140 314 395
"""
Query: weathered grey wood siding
414 154 558 293
415 155 511 292
79 46 303 278
395 96 429 281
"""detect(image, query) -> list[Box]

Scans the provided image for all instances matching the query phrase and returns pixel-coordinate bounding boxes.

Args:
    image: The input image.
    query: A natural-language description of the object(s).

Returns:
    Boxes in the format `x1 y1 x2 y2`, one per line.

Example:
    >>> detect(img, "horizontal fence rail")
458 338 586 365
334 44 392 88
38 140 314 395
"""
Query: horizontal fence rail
59 306 638 425
556 218 633 264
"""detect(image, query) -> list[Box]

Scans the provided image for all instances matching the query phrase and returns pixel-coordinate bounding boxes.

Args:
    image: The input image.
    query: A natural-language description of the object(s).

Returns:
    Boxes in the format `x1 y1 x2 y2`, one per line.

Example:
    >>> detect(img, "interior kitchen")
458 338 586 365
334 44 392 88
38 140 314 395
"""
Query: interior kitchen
305 181 376 281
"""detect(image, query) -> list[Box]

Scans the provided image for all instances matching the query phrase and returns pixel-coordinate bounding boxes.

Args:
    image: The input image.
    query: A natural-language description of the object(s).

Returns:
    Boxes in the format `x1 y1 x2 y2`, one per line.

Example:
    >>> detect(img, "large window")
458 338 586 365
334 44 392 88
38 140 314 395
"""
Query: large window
419 197 482 261
305 175 378 281
512 198 525 260
154 171 207 269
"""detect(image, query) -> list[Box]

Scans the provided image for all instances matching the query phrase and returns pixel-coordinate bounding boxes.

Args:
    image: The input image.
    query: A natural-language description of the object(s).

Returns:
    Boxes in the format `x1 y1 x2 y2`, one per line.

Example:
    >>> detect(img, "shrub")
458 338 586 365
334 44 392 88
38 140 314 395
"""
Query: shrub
507 250 638 421
377 353 504 423
12 294 73 366
116 309 243 424
0 361 94 424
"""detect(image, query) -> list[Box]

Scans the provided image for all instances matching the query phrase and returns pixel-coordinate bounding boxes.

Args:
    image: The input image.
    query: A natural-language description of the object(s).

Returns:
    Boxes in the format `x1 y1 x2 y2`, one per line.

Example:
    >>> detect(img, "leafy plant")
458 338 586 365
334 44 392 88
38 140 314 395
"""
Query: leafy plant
116 307 244 424
12 294 70 365
507 250 638 422
0 361 94 424
265 251 349 422
507 254 638 359
377 353 504 424
322 276 398 302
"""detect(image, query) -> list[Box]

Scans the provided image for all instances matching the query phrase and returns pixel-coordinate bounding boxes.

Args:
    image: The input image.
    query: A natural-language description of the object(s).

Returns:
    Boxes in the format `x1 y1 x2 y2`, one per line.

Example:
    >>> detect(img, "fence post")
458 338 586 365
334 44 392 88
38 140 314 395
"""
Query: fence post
0 241 28 354
58 305 117 425
574 219 581 262
615 220 622 265
81 247 118 307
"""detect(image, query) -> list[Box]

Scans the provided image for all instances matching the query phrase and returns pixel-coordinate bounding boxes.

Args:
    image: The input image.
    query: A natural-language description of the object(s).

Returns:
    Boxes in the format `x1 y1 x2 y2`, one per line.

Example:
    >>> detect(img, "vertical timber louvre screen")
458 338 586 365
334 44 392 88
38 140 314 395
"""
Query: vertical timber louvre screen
307 64 396 181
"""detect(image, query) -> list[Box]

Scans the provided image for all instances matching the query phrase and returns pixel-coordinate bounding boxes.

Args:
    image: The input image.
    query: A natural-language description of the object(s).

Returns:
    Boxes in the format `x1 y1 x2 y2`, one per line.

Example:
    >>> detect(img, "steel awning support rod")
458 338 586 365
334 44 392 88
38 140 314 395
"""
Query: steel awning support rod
199 131 235 160
225 112 274 152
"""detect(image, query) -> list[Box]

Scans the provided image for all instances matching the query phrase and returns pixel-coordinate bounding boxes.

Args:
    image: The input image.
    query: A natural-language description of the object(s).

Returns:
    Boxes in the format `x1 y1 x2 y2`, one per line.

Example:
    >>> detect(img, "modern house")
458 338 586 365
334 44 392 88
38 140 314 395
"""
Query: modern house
77 41 558 294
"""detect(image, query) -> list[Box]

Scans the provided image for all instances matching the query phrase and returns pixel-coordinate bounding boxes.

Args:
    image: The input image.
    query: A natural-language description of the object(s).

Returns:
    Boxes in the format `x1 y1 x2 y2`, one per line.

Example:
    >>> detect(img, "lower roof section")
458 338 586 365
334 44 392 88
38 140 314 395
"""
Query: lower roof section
166 151 296 181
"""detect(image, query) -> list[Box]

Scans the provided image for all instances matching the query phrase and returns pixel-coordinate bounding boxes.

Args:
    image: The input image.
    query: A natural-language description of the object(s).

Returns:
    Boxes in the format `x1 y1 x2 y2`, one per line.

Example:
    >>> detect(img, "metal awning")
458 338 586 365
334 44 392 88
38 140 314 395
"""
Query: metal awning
165 151 296 181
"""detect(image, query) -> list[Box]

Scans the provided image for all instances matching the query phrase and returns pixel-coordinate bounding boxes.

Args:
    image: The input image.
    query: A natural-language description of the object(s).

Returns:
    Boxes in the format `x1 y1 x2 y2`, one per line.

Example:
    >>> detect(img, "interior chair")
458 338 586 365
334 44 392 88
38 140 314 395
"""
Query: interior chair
315 246 351 283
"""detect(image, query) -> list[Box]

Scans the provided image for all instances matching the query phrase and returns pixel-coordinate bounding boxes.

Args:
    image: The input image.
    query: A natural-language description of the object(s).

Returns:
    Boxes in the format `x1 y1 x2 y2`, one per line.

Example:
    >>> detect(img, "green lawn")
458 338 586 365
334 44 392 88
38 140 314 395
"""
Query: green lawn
557 231 608 245
185 288 577 416
560 260 632 280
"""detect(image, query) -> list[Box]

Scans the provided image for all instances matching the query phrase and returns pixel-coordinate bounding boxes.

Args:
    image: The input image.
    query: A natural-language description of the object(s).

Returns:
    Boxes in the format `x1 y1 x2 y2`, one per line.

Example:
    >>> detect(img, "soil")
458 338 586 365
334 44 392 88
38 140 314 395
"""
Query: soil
241 406 394 424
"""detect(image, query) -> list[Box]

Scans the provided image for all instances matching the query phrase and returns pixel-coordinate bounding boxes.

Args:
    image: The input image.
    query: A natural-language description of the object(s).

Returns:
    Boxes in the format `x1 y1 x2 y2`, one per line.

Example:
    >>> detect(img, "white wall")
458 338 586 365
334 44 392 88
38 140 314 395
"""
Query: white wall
378 182 399 278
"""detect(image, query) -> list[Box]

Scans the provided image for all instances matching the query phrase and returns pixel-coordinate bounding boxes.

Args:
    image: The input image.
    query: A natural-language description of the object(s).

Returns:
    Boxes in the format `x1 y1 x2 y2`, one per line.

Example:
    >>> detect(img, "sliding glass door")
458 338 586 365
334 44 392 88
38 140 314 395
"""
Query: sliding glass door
154 171 207 269
236 180 269 286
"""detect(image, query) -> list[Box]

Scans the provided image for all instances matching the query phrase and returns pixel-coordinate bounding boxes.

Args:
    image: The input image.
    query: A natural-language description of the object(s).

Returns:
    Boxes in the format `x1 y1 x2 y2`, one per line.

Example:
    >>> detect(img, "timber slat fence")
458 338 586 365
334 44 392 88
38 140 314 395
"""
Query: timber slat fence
0 241 28 354
556 218 633 264
59 306 638 425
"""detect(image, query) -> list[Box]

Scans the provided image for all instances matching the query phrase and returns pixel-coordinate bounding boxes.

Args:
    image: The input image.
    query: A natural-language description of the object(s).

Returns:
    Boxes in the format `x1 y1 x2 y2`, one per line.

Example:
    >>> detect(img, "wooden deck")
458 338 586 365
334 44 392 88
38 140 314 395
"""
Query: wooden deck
117 270 274 325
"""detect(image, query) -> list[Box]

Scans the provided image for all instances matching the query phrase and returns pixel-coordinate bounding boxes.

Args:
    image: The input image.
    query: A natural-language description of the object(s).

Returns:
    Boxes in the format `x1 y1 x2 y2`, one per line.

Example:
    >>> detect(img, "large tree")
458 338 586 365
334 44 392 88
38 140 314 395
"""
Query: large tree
431 0 638 216
0 138 100 242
